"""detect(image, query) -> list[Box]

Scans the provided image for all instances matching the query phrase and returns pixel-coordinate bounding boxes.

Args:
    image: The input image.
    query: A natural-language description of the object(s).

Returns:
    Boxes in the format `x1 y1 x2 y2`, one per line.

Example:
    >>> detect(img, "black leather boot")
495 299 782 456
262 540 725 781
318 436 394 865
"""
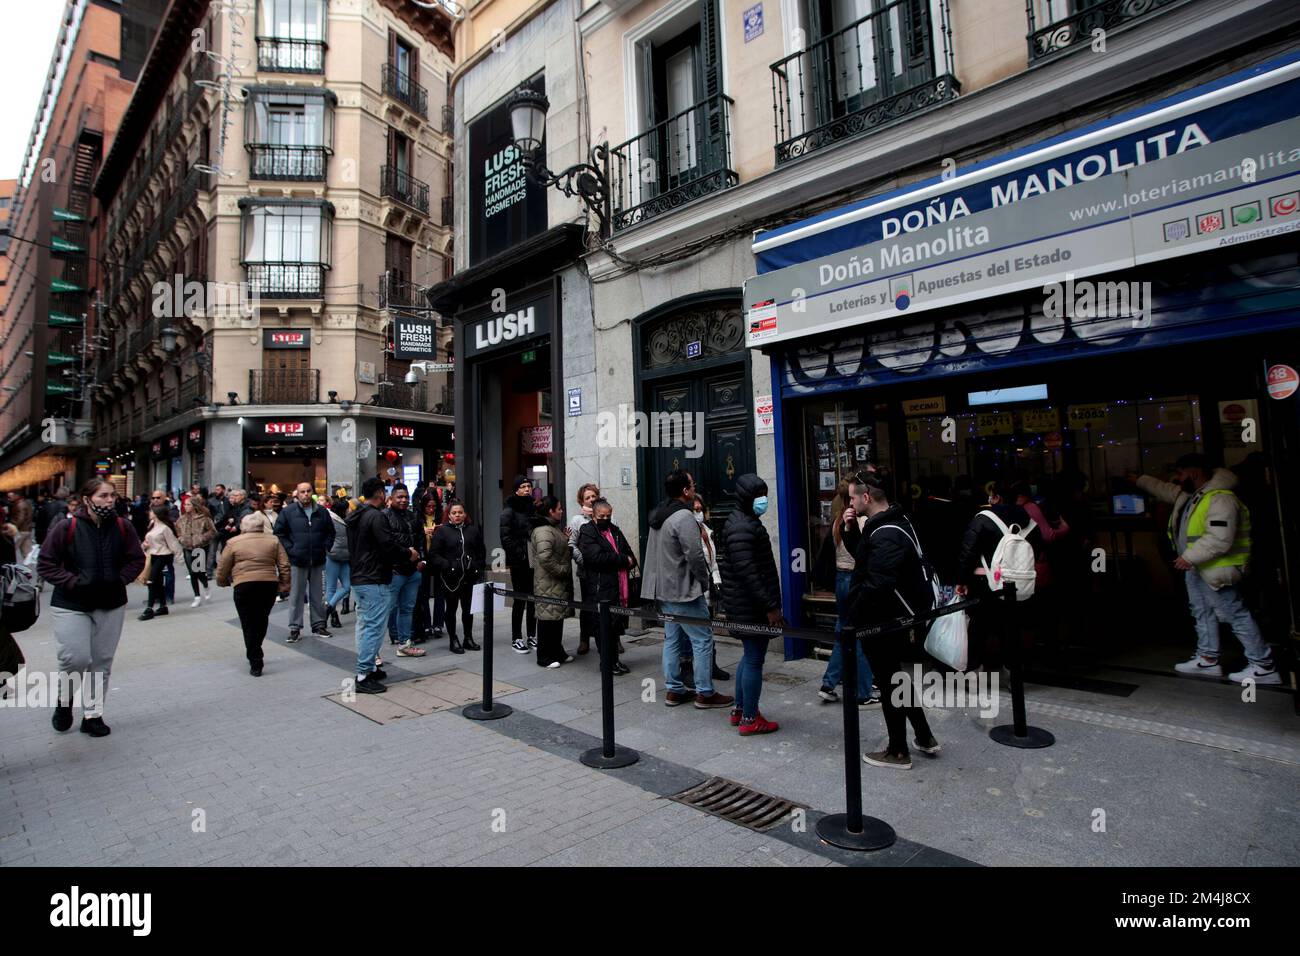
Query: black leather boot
449 634 464 654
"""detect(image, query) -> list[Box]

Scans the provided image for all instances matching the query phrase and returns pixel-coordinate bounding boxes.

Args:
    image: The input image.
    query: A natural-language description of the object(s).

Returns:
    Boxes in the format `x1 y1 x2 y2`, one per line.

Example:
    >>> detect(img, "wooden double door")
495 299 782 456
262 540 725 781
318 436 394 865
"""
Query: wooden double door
643 365 753 528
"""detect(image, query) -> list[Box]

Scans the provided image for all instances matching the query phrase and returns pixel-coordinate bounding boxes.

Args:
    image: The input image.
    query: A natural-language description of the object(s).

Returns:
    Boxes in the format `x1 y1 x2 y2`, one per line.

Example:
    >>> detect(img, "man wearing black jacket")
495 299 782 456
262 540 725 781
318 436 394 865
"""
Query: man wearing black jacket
383 484 427 657
845 471 940 770
346 477 414 693
499 476 537 653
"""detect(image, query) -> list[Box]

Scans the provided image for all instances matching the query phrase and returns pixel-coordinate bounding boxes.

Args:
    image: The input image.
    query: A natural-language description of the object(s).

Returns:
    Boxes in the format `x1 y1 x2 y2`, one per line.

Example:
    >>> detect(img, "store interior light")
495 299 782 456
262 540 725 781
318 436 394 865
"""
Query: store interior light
968 384 1048 405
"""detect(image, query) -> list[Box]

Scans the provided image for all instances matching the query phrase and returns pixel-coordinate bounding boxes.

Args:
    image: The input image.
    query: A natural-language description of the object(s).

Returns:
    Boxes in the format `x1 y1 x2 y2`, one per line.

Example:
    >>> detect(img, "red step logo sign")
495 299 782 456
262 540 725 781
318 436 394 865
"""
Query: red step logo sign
265 421 304 437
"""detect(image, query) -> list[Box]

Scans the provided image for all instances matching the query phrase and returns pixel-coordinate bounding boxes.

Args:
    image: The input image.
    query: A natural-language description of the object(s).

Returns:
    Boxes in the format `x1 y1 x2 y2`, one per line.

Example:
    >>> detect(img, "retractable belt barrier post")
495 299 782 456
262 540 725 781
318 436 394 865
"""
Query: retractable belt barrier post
816 596 981 852
462 582 513 721
988 582 1055 749
580 601 639 769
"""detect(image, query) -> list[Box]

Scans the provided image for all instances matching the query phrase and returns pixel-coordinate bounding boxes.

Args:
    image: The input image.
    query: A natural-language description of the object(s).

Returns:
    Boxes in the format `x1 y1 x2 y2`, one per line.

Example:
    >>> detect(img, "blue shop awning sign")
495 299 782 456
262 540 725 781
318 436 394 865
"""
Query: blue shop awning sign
745 50 1300 350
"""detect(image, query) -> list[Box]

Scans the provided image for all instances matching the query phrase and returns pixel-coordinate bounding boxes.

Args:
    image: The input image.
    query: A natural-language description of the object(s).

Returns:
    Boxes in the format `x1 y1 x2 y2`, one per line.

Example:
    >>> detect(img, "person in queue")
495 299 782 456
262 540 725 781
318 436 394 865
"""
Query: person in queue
530 495 575 668
819 477 878 707
500 476 538 654
569 482 600 655
576 498 634 676
427 498 486 654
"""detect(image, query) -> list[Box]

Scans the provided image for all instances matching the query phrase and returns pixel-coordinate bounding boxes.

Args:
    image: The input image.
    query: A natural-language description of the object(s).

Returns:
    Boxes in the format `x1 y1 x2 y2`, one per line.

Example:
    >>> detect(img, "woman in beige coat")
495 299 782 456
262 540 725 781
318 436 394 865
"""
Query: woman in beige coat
140 506 183 621
529 495 574 669
216 513 291 676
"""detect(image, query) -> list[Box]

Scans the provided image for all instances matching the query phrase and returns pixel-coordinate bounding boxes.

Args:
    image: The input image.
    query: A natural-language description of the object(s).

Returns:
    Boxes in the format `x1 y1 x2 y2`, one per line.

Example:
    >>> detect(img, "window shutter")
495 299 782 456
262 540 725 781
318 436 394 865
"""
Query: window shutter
699 0 723 153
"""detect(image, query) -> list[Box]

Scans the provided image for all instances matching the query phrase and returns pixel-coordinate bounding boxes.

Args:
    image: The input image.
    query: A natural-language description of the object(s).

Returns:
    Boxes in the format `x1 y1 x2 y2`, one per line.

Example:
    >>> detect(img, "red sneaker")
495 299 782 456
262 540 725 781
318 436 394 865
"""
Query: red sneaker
729 709 742 727
738 713 779 736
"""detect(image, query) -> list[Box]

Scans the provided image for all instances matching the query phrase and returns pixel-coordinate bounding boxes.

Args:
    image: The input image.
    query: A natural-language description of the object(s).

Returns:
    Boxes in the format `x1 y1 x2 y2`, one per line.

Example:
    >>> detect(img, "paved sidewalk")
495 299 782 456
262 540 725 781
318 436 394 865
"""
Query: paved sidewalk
2 584 1297 866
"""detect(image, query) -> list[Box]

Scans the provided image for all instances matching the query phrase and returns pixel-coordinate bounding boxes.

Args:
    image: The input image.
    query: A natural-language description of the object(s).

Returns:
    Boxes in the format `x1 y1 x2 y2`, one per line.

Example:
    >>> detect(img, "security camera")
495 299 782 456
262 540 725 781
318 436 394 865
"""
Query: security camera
404 371 419 384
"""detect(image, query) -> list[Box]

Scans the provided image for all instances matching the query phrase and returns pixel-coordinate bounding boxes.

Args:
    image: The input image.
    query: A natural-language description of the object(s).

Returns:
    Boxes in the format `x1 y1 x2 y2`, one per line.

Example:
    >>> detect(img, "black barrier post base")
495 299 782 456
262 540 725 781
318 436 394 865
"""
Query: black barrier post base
463 581 513 722
579 745 639 769
988 583 1053 749
989 724 1054 748
816 813 897 851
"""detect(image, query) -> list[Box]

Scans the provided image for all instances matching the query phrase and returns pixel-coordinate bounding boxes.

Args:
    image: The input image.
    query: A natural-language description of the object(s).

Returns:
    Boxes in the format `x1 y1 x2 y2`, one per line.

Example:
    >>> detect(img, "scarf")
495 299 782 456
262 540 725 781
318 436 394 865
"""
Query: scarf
601 527 629 605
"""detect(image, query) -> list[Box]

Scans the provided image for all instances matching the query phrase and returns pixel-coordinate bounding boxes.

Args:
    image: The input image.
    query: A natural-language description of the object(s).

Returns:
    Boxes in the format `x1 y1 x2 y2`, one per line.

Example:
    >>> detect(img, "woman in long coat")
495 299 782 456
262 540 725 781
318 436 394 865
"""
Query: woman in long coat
529 495 574 668
576 498 635 676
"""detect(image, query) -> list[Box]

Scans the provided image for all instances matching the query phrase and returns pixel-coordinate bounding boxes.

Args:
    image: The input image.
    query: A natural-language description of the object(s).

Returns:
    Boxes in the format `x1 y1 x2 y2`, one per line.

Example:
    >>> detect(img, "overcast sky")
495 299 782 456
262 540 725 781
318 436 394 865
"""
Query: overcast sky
1 0 71 181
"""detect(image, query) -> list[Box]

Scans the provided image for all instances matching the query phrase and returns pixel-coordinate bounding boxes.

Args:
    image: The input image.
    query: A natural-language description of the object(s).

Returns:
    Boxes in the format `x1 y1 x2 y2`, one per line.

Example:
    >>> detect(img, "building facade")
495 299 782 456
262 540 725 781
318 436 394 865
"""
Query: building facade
0 0 165 495
430 0 596 554
92 0 457 502
575 0 1300 672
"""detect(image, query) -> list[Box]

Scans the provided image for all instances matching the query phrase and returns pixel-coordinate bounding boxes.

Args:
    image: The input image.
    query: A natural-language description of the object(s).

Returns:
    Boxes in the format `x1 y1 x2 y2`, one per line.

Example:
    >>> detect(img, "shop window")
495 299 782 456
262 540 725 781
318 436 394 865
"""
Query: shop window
802 398 892 594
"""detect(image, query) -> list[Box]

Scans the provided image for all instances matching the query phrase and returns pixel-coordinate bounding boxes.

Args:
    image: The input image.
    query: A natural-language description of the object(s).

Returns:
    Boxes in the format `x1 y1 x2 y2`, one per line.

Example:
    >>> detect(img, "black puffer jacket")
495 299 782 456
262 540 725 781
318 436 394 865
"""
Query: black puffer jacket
717 473 781 623
499 494 535 568
428 521 486 592
346 503 407 587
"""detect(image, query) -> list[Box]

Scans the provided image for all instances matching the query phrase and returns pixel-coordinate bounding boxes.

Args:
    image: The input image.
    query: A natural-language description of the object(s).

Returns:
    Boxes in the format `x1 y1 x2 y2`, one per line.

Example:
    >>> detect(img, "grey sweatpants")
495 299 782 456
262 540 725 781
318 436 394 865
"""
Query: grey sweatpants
51 605 126 718
288 563 327 631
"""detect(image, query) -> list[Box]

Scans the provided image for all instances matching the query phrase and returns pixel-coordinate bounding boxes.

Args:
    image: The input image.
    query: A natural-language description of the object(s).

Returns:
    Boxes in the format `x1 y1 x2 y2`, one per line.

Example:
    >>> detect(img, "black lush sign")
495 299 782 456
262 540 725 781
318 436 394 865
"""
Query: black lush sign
394 317 436 359
468 75 548 265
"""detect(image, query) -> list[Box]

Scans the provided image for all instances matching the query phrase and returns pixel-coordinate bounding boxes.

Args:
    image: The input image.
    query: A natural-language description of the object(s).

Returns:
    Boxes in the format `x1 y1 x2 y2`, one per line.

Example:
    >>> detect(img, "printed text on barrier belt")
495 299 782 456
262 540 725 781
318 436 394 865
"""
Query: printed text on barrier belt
484 584 979 643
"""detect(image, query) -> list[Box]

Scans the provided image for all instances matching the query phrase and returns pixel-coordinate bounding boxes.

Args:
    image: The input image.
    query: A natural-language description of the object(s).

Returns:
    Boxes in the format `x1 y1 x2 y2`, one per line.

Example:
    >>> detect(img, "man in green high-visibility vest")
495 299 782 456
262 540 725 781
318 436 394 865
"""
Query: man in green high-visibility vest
1130 454 1279 685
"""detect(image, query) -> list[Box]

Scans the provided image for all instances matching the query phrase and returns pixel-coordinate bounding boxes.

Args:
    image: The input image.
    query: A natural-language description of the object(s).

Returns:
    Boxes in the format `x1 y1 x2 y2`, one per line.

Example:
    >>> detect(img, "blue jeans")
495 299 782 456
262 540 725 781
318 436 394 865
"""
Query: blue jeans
661 596 713 696
324 557 351 609
354 583 394 678
734 636 769 720
386 572 421 644
1185 572 1273 665
824 569 874 697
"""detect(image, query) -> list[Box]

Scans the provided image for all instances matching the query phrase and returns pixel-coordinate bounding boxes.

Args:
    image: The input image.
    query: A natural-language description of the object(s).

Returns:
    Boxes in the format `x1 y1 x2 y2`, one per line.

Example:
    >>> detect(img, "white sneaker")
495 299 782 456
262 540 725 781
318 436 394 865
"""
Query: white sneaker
545 661 561 669
203 591 212 603
1174 655 1224 677
191 597 202 608
1228 663 1282 685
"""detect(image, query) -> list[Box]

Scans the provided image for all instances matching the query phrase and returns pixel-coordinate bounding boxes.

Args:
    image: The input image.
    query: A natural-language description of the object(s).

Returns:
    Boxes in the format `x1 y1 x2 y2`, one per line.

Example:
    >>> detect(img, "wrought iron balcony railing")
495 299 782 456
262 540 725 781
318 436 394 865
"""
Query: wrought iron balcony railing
382 62 428 118
379 273 426 311
248 368 320 405
381 165 430 215
1026 0 1182 62
375 381 428 412
247 144 329 181
770 0 959 165
257 36 326 74
609 93 738 232
245 262 326 298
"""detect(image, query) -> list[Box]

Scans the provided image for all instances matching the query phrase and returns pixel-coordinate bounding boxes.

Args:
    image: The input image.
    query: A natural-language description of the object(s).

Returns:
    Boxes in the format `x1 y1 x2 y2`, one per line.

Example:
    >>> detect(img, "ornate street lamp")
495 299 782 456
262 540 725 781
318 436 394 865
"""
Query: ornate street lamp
507 86 611 237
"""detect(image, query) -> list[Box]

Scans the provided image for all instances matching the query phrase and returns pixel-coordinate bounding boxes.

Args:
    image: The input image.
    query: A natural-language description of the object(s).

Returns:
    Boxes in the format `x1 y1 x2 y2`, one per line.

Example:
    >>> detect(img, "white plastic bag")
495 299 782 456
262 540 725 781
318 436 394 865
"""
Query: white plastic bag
924 595 969 671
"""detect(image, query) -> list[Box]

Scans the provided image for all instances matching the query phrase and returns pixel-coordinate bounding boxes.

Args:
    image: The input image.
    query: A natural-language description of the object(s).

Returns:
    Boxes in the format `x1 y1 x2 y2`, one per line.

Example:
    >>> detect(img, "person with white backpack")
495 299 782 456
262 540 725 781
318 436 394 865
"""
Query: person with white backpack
955 480 1044 671
845 471 942 771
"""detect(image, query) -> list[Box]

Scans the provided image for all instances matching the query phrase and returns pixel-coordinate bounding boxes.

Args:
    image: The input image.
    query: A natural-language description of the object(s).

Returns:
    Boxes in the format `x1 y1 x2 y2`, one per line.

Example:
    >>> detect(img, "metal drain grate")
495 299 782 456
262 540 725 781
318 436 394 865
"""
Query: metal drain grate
669 776 806 832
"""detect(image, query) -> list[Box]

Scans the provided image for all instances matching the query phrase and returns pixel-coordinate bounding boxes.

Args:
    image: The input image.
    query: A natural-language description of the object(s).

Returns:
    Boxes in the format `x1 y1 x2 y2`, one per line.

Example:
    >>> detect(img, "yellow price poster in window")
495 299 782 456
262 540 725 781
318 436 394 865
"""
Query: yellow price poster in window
976 412 1014 435
1021 408 1059 433
1068 403 1109 427
906 419 921 440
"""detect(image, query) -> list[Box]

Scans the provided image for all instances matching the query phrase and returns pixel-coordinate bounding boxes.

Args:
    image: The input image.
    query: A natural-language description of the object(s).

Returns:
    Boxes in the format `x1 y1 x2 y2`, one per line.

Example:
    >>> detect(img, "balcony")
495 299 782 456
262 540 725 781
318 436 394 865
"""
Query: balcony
247 144 329 181
375 381 428 412
382 62 428 118
609 94 738 232
257 36 326 74
249 369 320 405
381 165 430 215
441 104 454 135
245 262 326 298
770 0 959 166
1027 0 1183 62
379 273 425 311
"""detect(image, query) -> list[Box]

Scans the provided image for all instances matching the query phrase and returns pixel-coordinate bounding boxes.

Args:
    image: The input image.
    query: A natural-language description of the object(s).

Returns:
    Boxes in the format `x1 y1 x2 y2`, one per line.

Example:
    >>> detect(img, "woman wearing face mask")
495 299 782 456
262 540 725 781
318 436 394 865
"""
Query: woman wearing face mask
576 498 634 676
428 500 486 653
716 474 783 735
568 483 599 654
681 495 731 684
529 496 575 668
36 479 145 737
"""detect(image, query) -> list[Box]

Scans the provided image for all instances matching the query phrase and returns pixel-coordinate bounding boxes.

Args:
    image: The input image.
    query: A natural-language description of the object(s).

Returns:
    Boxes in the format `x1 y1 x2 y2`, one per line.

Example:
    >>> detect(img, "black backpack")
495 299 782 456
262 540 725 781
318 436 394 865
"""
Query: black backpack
1 563 39 633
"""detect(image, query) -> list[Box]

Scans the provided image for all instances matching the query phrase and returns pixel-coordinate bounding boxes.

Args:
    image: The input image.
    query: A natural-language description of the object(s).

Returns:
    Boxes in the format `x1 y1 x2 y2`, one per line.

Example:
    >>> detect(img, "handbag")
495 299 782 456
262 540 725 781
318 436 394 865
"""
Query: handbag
923 594 970 671
135 553 152 587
